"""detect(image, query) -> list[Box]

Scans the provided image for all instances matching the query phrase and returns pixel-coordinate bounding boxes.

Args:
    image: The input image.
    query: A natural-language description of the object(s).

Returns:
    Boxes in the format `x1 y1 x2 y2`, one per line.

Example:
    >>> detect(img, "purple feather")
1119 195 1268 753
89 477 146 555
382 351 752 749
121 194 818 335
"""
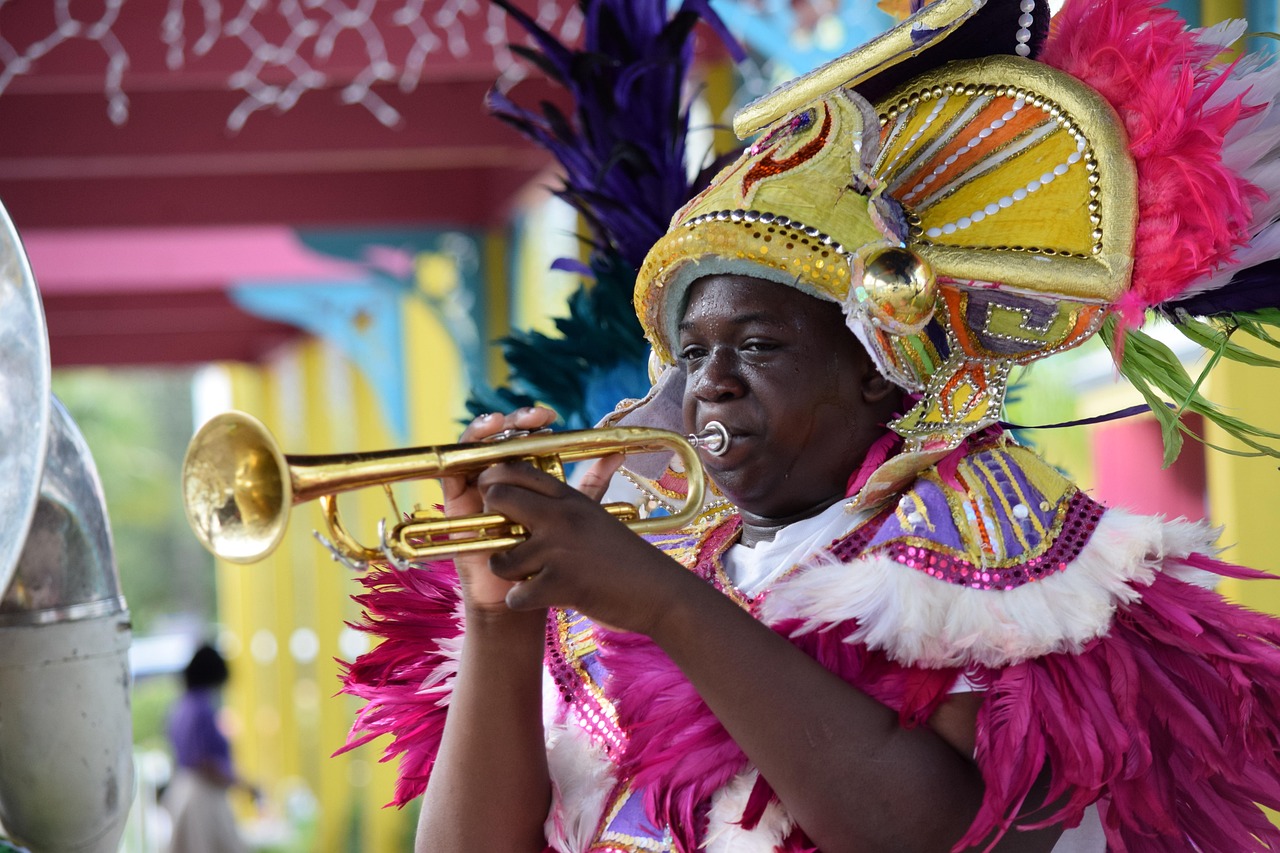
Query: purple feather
1163 259 1280 316
549 257 593 277
488 0 743 271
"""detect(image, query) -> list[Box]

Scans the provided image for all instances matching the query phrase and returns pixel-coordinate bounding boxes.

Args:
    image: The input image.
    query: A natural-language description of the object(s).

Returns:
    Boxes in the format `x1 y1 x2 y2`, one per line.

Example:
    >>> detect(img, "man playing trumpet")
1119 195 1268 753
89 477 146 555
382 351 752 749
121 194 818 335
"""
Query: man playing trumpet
339 0 1280 847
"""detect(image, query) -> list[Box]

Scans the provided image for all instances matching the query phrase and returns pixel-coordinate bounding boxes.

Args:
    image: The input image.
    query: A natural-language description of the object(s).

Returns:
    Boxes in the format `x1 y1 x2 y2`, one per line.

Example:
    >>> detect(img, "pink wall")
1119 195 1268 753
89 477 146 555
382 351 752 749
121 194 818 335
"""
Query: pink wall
1090 414 1207 521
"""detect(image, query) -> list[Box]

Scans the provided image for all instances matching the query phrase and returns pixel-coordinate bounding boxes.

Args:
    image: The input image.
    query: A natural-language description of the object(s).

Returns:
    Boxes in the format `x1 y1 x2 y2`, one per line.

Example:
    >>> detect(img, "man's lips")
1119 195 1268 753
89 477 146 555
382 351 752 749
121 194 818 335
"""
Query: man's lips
695 423 754 462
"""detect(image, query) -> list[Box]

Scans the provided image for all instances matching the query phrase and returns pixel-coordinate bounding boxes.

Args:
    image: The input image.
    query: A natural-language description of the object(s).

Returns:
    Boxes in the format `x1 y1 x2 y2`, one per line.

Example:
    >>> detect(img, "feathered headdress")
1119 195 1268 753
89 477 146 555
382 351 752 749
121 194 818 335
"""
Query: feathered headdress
1043 6 1280 463
633 0 1280 497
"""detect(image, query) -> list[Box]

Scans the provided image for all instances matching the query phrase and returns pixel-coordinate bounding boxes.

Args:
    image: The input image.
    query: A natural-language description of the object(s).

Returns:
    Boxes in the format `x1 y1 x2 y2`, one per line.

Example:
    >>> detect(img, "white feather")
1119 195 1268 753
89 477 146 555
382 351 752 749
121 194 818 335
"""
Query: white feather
759 511 1221 668
1180 222 1280 298
543 712 616 853
1196 19 1249 50
704 769 795 853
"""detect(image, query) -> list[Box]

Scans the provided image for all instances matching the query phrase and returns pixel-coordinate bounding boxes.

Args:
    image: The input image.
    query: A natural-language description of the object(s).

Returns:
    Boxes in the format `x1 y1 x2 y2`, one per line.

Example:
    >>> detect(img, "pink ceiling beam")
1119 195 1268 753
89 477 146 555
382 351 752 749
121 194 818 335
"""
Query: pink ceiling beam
42 289 302 368
23 226 365 295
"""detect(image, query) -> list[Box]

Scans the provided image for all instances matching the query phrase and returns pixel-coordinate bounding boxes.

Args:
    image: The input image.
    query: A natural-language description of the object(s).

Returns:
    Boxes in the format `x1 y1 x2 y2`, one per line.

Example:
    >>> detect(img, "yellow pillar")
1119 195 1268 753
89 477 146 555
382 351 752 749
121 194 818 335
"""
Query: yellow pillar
1201 0 1246 33
1197 0 1279 609
218 363 286 819
274 341 328 833
485 232 513 387
296 340 363 852
214 250 474 849
701 55 740 160
341 358 409 853
1204 355 1280 607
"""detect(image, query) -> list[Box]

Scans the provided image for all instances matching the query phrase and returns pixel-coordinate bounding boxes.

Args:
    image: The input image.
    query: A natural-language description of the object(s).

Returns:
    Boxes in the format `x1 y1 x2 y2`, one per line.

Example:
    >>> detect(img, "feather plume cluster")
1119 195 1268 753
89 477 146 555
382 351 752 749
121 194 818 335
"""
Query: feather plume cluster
1039 0 1261 319
1039 0 1280 464
334 562 464 807
335 514 1280 850
467 0 742 428
962 558 1280 852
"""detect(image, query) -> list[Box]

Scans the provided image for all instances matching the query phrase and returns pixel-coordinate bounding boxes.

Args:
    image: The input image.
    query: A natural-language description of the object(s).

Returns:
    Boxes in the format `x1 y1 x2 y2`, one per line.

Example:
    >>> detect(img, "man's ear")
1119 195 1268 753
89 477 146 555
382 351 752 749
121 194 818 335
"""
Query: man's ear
862 366 899 404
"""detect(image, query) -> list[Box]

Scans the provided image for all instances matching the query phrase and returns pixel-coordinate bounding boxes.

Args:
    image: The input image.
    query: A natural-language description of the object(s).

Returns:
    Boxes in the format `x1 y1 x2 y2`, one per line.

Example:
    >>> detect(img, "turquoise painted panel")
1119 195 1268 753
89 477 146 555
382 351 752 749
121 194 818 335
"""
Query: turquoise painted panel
230 278 411 441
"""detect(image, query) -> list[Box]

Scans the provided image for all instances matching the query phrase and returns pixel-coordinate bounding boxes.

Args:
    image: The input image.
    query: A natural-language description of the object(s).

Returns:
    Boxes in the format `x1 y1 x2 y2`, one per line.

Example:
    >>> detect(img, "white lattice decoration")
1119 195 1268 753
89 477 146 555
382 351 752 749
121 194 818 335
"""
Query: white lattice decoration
0 0 578 130
0 0 131 124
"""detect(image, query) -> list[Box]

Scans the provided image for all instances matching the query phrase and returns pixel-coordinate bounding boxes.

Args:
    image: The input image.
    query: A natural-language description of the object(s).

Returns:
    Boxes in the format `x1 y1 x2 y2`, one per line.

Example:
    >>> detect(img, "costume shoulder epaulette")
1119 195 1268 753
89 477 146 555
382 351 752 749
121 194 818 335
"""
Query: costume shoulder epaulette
863 441 1102 591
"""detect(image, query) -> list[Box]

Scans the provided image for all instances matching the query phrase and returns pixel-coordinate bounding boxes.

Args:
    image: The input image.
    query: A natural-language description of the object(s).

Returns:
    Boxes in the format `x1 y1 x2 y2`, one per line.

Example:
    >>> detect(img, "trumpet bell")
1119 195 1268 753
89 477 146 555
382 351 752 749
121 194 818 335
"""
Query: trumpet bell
182 411 291 565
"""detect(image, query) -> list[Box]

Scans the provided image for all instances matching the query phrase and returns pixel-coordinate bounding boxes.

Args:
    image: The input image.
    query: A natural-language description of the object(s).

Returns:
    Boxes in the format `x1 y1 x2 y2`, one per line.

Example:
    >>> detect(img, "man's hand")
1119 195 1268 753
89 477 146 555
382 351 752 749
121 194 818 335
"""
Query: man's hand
476 460 689 636
442 407 559 610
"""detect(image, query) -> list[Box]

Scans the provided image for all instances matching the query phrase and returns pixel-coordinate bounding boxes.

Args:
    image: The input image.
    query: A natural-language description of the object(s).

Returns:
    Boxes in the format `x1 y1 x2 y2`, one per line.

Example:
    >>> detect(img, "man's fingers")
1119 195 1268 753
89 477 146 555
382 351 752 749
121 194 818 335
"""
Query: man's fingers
504 577 547 611
457 411 505 443
576 454 624 503
478 461 567 503
457 407 557 443
445 408 559 509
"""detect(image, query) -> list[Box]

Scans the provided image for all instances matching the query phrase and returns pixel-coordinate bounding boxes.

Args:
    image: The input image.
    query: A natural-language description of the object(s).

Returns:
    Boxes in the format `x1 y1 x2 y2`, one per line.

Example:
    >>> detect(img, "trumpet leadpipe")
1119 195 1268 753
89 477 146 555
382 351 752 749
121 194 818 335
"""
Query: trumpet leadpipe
687 421 730 456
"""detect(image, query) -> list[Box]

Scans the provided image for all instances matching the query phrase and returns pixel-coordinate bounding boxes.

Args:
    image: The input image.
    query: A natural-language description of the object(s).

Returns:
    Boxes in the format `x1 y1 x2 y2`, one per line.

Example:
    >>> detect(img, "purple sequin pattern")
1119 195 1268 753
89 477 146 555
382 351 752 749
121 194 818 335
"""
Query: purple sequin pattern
871 491 1104 590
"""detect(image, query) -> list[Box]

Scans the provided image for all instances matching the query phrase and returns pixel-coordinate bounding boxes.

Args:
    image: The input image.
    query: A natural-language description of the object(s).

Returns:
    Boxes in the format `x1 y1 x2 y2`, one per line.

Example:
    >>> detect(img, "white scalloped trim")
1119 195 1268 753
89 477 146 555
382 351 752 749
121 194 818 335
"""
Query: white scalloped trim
759 509 1221 668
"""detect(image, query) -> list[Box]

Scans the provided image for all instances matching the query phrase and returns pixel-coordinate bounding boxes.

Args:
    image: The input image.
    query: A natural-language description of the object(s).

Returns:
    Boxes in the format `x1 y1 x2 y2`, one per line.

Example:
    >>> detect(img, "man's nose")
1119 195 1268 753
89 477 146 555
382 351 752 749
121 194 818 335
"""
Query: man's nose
692 349 746 401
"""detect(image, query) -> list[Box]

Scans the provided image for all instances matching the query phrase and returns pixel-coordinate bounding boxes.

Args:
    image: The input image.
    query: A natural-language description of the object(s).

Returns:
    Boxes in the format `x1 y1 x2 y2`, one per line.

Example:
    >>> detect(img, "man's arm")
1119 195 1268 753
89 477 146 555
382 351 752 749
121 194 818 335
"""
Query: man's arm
414 409 558 853
415 607 550 853
485 464 1066 853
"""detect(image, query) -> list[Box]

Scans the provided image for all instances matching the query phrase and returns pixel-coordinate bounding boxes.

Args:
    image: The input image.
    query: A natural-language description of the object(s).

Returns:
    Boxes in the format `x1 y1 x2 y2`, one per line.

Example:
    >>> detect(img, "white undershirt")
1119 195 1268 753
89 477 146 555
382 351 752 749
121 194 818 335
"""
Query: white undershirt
722 500 869 598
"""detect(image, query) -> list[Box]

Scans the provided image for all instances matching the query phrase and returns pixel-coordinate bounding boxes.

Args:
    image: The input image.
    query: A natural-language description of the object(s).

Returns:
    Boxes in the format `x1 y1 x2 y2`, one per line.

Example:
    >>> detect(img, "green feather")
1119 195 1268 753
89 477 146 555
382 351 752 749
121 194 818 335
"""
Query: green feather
1102 316 1280 467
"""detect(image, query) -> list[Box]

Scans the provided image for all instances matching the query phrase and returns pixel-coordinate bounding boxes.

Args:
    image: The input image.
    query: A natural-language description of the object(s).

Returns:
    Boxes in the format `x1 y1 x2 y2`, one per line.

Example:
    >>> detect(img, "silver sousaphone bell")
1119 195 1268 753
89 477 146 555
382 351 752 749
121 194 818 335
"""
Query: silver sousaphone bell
0 199 134 853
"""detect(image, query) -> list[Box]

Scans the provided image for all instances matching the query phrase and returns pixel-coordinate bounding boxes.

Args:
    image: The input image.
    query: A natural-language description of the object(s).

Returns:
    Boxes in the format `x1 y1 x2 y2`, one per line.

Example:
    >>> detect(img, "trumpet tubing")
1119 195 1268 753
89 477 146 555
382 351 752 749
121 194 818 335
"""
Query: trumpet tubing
182 411 713 565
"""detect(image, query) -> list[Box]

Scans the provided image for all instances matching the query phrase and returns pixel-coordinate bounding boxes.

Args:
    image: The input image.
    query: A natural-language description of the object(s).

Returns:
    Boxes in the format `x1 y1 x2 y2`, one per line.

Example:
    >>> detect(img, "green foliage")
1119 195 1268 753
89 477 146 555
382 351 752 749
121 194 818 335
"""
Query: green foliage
130 674 180 750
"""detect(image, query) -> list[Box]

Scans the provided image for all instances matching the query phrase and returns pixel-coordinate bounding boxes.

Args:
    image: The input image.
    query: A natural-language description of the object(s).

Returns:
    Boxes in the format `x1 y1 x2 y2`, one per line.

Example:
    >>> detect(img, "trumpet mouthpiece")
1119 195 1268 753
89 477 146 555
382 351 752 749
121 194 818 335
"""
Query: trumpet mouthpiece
688 421 730 457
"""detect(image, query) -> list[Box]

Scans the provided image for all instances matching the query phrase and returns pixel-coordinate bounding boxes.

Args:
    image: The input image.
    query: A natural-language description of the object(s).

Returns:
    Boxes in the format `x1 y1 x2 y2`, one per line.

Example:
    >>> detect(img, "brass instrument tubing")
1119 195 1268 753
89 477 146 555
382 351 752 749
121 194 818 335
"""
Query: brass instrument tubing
183 412 712 564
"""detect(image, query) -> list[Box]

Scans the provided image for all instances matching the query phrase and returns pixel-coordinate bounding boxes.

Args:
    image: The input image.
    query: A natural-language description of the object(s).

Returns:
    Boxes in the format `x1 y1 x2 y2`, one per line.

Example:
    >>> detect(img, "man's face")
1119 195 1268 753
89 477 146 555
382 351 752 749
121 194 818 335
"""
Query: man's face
677 274 885 522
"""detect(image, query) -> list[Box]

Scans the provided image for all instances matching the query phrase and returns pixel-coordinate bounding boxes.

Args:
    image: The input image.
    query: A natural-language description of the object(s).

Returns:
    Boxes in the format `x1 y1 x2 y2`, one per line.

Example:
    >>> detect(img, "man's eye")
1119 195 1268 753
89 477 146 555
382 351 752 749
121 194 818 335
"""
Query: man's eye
742 339 778 352
678 346 707 362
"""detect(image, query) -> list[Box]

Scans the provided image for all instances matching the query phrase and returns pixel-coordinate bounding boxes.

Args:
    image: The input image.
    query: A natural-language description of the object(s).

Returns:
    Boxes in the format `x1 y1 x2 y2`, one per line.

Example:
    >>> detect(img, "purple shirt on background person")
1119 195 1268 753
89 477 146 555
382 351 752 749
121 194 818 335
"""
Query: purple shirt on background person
168 687 233 781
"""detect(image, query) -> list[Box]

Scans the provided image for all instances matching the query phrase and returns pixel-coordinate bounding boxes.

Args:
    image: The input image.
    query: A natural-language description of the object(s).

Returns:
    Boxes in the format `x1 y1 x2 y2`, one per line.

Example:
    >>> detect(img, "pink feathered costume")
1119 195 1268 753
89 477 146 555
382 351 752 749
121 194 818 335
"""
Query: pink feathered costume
338 0 1280 848
338 432 1280 851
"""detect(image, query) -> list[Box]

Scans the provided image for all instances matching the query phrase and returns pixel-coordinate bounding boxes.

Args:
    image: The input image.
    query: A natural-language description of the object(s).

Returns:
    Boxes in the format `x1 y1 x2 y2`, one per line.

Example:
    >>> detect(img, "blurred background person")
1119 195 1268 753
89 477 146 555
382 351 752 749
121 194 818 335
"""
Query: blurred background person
162 643 260 853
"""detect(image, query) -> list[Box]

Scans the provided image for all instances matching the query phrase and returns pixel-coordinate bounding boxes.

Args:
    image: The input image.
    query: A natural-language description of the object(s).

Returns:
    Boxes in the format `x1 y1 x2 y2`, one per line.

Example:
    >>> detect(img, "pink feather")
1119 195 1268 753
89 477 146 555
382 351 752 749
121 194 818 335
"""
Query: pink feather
1039 0 1262 323
335 560 466 807
959 559 1280 852
335 539 1280 851
594 611 961 850
592 626 750 852
846 428 902 496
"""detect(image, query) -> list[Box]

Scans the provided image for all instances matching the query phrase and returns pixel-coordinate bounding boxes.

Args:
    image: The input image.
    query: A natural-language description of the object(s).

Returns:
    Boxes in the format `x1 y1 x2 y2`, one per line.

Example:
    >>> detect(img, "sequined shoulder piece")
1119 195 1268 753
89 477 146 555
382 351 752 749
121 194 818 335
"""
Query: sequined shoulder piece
863 442 1105 590
643 505 739 568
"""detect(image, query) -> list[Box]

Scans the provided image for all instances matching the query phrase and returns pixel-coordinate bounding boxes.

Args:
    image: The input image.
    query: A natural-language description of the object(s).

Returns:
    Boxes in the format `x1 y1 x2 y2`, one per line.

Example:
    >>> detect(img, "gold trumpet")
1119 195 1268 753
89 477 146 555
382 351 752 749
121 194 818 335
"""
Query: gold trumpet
182 411 727 566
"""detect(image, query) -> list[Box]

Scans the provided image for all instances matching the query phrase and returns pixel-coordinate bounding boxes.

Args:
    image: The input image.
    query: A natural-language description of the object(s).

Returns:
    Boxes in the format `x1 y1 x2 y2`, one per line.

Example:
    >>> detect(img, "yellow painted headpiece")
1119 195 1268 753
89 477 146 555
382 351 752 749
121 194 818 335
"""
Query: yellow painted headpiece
635 0 1137 456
